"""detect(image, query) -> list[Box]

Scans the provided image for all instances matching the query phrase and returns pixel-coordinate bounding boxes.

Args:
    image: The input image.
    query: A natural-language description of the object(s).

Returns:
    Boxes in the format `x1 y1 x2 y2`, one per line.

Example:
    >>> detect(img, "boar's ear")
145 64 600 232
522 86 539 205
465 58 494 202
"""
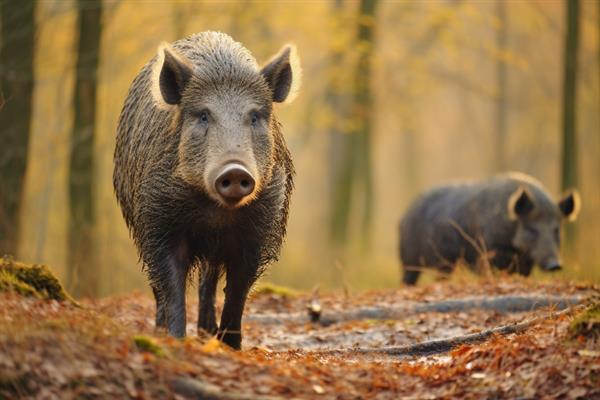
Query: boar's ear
558 190 581 222
153 43 193 106
507 187 535 220
260 44 301 103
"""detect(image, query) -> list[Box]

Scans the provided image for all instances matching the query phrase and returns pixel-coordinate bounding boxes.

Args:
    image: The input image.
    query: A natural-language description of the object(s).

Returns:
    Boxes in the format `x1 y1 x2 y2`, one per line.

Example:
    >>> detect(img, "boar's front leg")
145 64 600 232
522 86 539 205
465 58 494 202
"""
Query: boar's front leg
515 254 534 276
218 255 258 350
198 263 219 335
152 241 191 338
493 250 533 276
152 285 167 329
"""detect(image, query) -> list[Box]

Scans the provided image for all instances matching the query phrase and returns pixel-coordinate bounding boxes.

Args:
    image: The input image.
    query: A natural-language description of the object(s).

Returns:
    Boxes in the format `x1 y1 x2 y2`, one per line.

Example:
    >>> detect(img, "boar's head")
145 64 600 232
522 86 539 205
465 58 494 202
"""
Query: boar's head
507 187 580 271
152 37 300 208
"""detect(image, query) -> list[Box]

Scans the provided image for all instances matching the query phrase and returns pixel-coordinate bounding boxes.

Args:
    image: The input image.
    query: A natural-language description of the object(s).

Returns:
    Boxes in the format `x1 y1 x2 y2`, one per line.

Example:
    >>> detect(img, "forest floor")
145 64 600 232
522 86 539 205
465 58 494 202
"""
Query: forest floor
0 272 599 399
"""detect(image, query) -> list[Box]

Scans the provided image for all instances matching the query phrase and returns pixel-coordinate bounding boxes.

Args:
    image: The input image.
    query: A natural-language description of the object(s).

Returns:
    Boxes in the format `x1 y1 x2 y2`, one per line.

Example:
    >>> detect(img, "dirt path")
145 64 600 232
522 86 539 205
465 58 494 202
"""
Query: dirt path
0 278 598 399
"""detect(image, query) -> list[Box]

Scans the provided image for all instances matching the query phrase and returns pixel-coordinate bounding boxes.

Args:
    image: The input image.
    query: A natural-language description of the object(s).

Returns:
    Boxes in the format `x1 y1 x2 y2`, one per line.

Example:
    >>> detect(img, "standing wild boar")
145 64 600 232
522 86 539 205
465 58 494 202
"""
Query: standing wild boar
399 172 580 285
113 32 300 349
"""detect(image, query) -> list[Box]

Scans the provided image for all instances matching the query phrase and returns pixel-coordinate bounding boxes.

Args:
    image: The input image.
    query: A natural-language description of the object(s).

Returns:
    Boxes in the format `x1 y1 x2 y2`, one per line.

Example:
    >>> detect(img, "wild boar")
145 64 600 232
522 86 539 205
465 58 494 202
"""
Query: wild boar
113 31 300 349
399 172 580 285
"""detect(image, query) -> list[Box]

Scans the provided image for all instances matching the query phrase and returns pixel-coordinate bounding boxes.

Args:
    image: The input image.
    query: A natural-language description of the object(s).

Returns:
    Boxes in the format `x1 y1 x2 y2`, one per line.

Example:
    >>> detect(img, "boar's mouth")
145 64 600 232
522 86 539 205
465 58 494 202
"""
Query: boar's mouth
213 162 257 208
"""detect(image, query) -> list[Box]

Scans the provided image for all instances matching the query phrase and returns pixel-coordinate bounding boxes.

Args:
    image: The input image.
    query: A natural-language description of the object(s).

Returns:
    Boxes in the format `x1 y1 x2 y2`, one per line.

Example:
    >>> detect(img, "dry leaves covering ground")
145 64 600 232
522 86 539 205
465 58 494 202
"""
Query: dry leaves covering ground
0 278 598 399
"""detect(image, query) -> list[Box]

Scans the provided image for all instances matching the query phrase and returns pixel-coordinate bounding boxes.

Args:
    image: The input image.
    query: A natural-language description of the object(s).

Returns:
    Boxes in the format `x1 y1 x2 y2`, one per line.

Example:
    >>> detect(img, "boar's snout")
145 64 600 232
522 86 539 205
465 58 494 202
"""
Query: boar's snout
215 163 255 205
542 258 562 272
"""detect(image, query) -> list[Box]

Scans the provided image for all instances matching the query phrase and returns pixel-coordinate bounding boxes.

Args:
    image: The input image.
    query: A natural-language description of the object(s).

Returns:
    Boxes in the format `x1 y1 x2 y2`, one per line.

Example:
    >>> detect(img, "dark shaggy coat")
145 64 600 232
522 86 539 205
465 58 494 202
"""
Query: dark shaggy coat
113 32 297 349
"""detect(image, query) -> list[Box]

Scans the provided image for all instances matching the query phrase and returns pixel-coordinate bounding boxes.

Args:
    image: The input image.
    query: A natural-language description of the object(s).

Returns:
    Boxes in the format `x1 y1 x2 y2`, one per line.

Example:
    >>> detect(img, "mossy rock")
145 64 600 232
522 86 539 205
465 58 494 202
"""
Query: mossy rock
0 269 39 297
0 256 74 302
569 302 600 340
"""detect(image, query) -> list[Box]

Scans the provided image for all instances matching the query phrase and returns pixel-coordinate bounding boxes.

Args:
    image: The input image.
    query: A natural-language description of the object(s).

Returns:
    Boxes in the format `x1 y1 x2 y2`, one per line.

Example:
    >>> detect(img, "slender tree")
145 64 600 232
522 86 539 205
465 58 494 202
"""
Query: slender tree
330 0 378 246
328 0 350 245
68 0 102 297
0 0 36 255
494 0 508 172
561 0 579 192
353 0 377 245
398 0 463 195
560 0 580 255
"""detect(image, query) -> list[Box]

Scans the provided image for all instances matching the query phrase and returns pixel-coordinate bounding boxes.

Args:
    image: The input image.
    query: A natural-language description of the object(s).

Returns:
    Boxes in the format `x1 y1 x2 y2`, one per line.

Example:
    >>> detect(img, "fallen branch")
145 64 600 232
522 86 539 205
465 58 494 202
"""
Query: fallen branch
412 295 581 314
171 377 288 400
246 295 584 326
316 304 584 358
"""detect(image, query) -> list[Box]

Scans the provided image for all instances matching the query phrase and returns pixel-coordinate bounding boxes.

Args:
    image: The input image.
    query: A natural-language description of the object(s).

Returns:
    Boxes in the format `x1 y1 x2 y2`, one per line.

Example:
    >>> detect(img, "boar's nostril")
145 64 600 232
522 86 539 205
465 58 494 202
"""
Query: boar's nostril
215 164 255 204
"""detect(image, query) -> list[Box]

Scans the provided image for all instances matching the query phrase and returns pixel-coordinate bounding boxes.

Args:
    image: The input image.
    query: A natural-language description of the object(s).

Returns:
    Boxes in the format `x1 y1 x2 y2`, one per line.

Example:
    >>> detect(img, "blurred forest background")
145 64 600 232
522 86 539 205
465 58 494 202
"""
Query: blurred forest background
0 0 598 298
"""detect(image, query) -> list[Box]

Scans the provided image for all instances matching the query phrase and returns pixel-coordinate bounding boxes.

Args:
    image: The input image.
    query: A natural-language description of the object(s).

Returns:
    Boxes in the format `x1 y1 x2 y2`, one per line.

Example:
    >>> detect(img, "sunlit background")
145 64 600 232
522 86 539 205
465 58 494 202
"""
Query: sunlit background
1 0 599 297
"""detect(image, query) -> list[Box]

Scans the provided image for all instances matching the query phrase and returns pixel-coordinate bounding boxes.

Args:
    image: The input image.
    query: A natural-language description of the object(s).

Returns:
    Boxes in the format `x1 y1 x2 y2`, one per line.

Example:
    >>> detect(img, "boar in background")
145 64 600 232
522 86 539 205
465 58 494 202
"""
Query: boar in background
399 172 580 285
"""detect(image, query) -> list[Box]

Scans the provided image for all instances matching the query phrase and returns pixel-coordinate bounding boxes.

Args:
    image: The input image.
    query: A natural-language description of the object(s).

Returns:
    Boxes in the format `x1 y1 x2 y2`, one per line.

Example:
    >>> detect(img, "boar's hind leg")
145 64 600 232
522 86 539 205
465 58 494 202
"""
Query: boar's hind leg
198 263 219 335
218 259 258 350
152 286 167 329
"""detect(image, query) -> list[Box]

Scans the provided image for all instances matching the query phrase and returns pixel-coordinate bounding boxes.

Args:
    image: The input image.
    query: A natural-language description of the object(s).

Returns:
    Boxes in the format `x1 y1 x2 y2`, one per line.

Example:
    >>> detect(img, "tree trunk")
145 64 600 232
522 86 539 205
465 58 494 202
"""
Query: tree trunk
561 0 579 192
399 0 463 201
353 0 377 246
328 0 351 246
0 0 35 255
68 0 102 297
330 0 378 247
494 0 508 172
560 0 580 254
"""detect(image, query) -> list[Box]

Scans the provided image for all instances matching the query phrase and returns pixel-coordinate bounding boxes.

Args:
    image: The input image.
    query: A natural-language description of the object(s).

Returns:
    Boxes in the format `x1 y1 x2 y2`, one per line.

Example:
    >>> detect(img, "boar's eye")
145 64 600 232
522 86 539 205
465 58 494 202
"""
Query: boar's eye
554 227 560 243
250 111 260 127
198 110 210 124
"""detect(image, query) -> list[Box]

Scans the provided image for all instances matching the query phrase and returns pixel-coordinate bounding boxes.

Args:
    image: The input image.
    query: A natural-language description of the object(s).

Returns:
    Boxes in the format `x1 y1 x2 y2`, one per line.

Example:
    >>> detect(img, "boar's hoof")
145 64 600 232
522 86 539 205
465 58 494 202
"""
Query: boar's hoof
218 330 241 350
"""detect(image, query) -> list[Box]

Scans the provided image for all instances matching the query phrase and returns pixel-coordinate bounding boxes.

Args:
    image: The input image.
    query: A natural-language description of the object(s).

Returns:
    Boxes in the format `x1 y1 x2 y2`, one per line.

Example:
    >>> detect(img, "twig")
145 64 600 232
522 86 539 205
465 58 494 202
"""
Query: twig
447 219 493 275
317 304 583 358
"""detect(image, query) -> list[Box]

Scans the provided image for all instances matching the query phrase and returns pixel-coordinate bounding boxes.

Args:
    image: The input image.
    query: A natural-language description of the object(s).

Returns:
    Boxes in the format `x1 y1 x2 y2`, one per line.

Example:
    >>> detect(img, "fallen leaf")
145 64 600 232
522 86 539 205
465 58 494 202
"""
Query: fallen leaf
200 338 226 353
577 349 600 358
312 384 325 394
567 387 587 399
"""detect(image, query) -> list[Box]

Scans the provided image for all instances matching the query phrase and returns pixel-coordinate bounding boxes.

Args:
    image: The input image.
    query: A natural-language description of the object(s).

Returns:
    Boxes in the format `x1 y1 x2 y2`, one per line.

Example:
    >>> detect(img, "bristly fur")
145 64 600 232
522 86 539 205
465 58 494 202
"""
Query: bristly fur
113 31 296 347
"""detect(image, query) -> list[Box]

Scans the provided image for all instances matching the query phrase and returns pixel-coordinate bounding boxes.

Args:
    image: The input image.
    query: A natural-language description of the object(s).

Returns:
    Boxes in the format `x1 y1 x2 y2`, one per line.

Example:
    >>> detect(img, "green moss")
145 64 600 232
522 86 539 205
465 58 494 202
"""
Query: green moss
0 269 39 298
133 335 165 357
569 302 600 339
0 256 74 302
253 282 300 298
